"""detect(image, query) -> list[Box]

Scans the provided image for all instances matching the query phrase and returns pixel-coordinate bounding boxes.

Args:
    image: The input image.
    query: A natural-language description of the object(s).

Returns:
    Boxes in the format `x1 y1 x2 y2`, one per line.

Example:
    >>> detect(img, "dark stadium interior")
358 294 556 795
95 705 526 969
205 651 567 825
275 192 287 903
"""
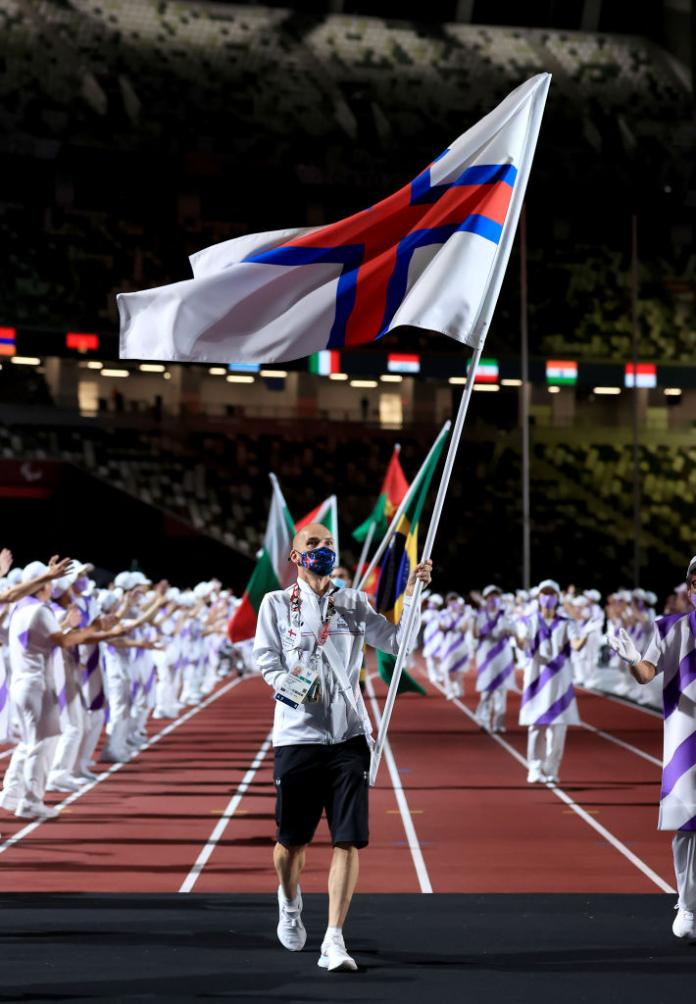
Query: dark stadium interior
2 0 695 598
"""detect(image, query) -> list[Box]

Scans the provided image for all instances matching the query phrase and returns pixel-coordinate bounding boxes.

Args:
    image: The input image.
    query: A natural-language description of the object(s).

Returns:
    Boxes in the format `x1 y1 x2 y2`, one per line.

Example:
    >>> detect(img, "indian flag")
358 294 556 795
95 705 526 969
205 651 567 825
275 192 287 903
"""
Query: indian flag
469 357 498 383
375 423 449 695
308 350 341 375
546 359 577 386
228 474 295 643
353 445 409 544
295 495 339 557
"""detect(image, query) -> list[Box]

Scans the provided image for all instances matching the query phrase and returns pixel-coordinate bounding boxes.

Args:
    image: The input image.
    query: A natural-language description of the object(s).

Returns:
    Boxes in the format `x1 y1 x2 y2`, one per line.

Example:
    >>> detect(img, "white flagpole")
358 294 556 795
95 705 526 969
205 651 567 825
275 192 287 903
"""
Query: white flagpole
356 422 451 592
369 75 550 786
352 520 376 588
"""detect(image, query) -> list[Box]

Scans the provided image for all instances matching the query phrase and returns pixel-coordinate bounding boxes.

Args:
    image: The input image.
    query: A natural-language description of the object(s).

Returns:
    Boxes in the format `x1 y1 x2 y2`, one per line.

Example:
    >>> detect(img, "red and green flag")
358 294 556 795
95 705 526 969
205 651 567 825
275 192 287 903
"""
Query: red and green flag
353 446 408 544
375 424 449 695
228 474 295 643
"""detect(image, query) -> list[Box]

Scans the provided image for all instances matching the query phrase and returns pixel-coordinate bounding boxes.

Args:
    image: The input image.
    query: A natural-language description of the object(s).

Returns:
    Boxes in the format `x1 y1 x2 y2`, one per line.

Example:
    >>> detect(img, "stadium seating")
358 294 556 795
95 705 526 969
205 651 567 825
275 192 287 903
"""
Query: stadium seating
0 2 693 360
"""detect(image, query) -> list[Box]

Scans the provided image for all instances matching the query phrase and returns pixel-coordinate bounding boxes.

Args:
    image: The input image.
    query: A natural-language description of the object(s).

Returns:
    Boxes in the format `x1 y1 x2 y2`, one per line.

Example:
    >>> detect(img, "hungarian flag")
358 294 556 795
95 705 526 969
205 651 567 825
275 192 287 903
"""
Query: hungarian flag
295 495 339 556
353 446 409 544
375 423 449 694
228 475 295 643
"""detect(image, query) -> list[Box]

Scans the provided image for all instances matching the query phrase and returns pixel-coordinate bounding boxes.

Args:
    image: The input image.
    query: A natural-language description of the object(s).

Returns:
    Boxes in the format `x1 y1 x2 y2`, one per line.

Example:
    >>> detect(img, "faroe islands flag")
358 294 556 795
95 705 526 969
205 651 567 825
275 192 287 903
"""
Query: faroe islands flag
118 74 550 365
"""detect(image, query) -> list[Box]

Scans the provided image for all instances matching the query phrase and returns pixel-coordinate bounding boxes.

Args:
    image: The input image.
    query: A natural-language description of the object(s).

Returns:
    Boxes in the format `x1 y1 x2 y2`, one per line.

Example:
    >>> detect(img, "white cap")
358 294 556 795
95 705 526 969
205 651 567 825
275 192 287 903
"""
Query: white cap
114 571 134 590
482 584 502 598
645 591 657 605
584 589 601 602
7 568 23 585
632 588 646 600
537 578 560 593
50 575 73 600
165 587 181 603
130 571 151 587
428 593 443 606
194 581 213 599
687 555 696 579
73 560 94 575
22 561 49 583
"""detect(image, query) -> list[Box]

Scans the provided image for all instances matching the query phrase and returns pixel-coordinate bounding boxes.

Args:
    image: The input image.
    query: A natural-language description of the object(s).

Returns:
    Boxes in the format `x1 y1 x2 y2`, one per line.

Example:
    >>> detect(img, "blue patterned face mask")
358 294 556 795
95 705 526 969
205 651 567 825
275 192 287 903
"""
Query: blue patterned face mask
299 546 336 577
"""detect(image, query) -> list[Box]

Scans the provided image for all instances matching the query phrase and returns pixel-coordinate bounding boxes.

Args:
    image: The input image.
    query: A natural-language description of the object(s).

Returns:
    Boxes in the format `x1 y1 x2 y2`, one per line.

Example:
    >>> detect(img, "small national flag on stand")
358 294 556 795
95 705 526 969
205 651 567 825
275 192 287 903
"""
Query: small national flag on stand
0 327 17 358
469 357 499 383
375 424 449 695
624 362 657 389
308 350 341 376
546 360 577 386
228 475 295 643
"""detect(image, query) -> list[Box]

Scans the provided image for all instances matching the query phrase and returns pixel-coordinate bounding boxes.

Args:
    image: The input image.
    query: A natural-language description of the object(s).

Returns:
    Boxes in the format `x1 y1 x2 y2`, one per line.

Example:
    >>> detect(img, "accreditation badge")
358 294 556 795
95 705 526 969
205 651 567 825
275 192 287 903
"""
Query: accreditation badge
274 664 319 710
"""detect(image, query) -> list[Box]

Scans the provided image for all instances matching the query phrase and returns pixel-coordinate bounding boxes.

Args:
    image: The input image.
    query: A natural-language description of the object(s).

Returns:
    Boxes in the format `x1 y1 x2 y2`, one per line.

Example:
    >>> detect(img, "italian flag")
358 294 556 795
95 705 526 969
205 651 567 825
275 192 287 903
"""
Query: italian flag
308 350 341 375
353 446 409 544
296 495 339 557
228 474 296 643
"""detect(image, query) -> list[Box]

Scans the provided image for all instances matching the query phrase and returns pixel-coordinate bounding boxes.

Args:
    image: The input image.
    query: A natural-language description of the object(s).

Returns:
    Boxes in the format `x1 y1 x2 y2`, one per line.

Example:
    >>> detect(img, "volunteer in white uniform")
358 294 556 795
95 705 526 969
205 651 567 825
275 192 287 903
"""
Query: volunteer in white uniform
610 554 696 941
518 579 587 784
1 560 126 820
254 522 432 974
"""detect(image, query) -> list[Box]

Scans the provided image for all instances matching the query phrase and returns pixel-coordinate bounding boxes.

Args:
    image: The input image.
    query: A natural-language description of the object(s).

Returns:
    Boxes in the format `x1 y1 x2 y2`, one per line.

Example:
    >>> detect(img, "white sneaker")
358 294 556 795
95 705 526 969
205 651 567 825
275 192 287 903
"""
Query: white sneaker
46 774 82 793
527 767 546 784
672 907 696 939
276 886 306 951
318 932 358 972
15 800 60 820
0 791 19 813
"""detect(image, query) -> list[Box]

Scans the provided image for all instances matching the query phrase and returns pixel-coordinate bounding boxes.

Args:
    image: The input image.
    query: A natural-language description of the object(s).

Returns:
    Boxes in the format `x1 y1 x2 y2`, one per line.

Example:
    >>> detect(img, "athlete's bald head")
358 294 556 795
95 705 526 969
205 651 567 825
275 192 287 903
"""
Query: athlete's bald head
291 523 335 557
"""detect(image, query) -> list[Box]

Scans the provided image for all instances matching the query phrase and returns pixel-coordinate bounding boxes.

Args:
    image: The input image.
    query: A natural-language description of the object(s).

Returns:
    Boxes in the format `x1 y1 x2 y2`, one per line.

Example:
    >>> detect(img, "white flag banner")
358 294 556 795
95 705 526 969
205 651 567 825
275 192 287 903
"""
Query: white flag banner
118 73 550 365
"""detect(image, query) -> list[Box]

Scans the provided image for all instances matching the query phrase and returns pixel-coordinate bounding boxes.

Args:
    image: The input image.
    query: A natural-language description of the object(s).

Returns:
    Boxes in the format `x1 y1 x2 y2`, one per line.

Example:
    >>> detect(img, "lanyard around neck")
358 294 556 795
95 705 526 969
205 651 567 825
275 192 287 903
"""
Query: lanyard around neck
289 583 337 648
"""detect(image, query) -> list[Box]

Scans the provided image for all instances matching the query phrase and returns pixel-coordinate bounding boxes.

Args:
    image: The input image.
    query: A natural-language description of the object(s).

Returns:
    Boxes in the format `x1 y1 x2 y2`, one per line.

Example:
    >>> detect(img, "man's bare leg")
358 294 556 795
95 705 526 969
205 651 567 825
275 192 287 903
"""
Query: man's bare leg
274 842 305 901
328 843 359 928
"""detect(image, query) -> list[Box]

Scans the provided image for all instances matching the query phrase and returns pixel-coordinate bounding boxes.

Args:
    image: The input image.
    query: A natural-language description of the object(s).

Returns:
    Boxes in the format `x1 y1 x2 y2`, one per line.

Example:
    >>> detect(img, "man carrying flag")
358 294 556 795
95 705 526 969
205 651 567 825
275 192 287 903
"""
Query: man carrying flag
253 522 432 972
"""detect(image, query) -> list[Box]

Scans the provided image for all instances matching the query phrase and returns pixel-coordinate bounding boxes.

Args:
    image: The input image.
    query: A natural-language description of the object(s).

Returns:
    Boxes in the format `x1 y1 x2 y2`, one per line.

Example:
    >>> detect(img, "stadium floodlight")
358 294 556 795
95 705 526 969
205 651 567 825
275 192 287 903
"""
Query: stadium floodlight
208 367 227 376
350 380 378 388
11 356 41 366
101 368 129 378
86 361 103 370
501 378 522 387
328 372 349 381
448 376 467 385
226 374 254 384
547 386 560 394
593 386 622 395
473 384 500 392
260 369 288 378
139 363 166 373
380 374 403 383
664 387 682 396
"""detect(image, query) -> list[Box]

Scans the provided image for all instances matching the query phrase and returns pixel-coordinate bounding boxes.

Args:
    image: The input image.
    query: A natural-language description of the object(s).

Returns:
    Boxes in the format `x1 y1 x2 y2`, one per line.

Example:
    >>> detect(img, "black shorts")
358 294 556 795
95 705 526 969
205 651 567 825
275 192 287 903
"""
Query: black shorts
273 735 370 849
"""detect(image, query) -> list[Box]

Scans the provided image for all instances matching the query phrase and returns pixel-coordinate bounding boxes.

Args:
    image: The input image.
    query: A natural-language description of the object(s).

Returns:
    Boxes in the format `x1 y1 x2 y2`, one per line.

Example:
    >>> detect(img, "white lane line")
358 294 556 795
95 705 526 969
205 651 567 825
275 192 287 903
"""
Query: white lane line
179 731 273 894
0 675 246 856
431 680 676 895
365 674 433 894
579 721 662 768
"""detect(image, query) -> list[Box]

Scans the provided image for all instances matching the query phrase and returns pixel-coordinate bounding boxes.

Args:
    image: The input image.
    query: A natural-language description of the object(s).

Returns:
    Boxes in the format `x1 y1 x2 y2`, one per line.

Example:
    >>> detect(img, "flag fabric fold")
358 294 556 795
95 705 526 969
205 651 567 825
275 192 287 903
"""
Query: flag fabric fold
353 446 409 544
375 424 450 695
118 74 550 365
228 475 295 643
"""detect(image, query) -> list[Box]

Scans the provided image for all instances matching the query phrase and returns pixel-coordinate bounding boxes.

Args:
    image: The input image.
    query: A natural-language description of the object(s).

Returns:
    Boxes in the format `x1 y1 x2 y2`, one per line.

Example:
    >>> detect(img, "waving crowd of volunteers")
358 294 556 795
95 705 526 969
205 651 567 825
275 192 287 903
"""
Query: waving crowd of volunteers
0 549 238 822
1 540 695 961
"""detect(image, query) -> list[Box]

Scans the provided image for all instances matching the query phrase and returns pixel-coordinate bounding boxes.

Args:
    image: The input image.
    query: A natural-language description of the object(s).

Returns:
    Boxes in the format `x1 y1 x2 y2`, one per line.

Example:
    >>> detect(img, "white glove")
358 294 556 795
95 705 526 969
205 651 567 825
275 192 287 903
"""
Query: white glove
608 628 641 666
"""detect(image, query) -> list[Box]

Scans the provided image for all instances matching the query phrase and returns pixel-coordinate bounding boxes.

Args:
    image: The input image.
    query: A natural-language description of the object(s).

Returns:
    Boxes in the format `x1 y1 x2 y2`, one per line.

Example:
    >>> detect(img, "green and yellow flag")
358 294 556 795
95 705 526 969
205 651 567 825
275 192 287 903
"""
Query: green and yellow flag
375 424 449 694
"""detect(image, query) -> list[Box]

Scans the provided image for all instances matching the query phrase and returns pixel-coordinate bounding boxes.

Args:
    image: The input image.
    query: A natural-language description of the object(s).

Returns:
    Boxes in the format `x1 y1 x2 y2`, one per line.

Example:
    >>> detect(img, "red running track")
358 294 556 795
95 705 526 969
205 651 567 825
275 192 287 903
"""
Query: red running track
0 663 675 896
